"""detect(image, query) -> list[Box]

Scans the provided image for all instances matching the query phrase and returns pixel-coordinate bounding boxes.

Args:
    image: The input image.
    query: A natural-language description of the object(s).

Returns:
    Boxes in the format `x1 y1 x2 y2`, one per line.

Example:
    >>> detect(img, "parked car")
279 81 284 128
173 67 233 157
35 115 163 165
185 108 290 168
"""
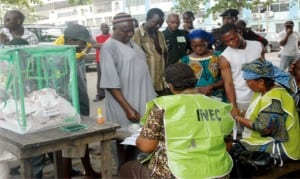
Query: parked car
256 32 281 53
85 47 97 70
25 24 65 44
25 24 97 70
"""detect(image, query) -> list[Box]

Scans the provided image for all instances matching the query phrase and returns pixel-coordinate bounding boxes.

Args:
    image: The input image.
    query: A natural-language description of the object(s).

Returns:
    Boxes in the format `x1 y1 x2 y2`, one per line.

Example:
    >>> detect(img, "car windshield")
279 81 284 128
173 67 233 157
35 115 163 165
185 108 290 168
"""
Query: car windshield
265 33 278 41
26 27 64 42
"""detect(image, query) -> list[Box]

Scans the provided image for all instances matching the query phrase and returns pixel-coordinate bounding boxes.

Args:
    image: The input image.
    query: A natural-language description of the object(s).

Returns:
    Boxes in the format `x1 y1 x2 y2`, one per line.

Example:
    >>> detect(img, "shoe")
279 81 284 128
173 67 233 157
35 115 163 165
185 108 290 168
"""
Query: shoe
93 96 105 102
71 168 84 177
82 172 102 179
10 166 20 175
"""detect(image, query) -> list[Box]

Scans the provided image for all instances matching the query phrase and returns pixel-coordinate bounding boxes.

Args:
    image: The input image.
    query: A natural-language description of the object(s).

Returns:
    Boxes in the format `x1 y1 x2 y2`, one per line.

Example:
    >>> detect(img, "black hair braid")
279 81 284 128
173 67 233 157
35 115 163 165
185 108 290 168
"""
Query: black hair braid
165 63 198 91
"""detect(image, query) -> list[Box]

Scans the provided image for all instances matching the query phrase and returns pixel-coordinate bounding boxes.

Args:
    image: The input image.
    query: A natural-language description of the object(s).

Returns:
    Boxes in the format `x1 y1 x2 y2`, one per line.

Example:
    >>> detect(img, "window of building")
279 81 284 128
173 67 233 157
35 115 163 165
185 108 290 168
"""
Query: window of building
150 0 173 3
114 2 120 11
197 8 205 17
104 16 112 24
87 19 94 26
95 17 103 26
66 21 78 25
94 0 112 3
132 14 146 24
127 0 144 6
276 23 285 33
94 2 112 13
72 9 77 15
271 2 289 12
252 5 265 13
57 11 73 17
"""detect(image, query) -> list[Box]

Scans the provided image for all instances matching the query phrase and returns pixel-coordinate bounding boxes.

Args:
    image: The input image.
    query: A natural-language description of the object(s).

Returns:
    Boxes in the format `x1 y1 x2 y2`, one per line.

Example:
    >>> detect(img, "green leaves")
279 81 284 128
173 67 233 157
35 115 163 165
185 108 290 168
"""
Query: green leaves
0 0 42 8
67 0 92 5
172 0 275 18
172 0 202 15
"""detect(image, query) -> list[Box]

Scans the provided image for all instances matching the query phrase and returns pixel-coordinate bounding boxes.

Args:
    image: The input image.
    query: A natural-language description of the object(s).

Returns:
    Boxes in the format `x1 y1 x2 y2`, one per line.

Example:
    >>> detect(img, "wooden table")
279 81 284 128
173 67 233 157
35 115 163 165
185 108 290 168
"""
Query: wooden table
0 118 120 179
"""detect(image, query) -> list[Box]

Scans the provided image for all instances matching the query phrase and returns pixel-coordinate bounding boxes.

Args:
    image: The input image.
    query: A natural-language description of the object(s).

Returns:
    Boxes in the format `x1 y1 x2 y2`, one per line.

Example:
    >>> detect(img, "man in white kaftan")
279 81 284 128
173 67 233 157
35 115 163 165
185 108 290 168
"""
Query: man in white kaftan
101 37 156 129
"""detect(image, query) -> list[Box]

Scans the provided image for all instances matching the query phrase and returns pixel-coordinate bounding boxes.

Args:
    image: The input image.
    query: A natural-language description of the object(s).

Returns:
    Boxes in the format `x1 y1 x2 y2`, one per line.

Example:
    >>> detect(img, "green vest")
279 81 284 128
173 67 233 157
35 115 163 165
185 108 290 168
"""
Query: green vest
143 94 234 179
241 88 300 160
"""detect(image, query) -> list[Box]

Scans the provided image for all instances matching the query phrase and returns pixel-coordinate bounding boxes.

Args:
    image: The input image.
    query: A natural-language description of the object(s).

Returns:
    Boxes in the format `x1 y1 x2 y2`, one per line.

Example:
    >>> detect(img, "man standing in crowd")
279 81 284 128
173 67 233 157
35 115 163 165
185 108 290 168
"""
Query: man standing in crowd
236 19 268 48
0 10 38 44
163 13 190 66
278 20 300 70
101 12 156 135
93 23 111 102
219 24 263 117
54 23 100 178
182 11 195 32
212 9 239 52
100 12 156 166
132 8 168 96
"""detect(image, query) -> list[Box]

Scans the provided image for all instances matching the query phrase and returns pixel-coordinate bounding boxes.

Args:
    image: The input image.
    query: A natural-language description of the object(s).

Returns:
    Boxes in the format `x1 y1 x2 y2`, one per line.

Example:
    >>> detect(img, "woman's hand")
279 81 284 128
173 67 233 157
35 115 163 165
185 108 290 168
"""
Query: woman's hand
197 86 213 95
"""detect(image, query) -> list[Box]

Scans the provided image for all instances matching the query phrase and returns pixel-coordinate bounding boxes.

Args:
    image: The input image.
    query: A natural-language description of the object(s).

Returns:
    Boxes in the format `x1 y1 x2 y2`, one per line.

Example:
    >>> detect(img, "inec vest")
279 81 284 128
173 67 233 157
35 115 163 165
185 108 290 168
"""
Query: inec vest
241 88 300 160
143 94 234 179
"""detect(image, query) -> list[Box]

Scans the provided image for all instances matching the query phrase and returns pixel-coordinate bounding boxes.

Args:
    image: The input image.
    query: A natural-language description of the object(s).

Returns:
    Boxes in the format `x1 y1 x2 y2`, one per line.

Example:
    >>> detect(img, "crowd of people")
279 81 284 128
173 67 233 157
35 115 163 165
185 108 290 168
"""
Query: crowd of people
0 6 300 179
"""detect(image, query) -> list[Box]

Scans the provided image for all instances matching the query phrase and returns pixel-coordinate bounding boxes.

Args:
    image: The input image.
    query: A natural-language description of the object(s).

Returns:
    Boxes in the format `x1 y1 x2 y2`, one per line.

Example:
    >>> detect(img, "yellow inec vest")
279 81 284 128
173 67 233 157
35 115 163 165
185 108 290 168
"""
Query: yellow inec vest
142 94 234 179
241 87 300 160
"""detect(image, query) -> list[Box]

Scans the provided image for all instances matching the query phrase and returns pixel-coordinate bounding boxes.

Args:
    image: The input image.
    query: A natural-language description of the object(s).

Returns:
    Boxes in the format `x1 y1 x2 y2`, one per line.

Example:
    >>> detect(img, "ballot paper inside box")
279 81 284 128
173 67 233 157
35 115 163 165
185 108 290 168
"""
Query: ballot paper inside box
0 45 80 134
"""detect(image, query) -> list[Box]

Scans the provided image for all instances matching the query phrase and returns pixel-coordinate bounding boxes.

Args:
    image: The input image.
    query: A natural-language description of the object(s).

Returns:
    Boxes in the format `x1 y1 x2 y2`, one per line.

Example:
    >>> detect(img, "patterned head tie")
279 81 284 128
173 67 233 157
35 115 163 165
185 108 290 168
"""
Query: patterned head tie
242 58 296 94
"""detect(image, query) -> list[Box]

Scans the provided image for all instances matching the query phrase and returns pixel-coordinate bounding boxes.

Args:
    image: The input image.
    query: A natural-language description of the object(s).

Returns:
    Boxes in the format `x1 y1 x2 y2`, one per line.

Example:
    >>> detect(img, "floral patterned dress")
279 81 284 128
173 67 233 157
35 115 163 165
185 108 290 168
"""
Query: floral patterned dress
180 53 225 100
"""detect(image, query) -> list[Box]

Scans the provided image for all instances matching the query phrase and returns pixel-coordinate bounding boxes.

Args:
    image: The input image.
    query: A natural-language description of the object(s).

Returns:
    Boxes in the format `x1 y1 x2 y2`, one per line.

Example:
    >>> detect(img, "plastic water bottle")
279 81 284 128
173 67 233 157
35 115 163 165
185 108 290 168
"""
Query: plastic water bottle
97 107 105 124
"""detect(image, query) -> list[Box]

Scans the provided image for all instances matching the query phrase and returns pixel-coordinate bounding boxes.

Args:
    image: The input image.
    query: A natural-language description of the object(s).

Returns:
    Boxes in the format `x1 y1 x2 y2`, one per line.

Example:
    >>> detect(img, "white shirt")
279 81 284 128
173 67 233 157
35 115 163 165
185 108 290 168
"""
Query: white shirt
0 27 39 45
278 30 300 56
221 40 262 104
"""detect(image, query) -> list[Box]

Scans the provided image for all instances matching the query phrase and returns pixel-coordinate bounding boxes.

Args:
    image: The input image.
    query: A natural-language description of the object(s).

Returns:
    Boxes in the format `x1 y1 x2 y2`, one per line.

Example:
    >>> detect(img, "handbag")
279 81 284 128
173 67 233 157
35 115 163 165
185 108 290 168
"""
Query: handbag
229 140 275 178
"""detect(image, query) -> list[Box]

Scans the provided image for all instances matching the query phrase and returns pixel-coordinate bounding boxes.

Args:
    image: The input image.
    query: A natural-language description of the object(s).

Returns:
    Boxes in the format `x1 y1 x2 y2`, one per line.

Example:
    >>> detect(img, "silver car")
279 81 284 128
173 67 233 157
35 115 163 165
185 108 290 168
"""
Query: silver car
256 32 281 53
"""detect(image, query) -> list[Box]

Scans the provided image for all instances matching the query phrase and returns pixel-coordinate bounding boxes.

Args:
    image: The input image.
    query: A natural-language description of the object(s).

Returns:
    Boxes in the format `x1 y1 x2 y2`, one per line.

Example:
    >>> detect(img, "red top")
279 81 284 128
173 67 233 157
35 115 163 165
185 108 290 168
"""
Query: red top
96 34 111 63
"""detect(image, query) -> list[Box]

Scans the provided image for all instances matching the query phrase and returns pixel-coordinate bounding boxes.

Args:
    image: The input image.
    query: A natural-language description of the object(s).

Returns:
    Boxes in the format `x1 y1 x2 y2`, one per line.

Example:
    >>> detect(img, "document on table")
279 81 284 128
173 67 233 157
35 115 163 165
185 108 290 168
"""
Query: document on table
120 128 141 146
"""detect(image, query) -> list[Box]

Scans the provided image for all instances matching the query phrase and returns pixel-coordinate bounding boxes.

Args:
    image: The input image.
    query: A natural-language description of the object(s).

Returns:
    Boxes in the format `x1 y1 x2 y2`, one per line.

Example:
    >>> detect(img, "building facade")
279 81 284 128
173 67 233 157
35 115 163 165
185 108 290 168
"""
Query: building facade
35 0 300 33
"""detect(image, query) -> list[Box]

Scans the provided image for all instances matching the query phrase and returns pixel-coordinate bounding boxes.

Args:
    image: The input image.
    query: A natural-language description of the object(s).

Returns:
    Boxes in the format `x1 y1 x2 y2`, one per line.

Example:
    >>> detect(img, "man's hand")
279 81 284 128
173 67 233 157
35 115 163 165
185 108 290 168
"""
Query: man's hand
125 107 140 122
289 60 297 75
93 43 102 49
108 88 141 122
286 28 293 36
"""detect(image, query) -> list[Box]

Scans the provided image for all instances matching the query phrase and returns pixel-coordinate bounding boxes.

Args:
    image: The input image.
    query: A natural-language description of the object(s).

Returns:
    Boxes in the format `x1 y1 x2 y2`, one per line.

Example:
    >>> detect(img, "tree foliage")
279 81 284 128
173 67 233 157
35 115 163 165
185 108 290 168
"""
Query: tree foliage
206 0 274 17
171 0 202 15
68 0 93 5
1 0 42 8
172 0 275 17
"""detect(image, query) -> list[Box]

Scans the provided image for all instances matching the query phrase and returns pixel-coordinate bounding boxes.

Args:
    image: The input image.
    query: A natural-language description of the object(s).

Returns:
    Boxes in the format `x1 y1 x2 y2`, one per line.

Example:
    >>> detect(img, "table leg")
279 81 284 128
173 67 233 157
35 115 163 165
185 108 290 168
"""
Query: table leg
101 140 112 179
53 151 63 178
20 158 32 179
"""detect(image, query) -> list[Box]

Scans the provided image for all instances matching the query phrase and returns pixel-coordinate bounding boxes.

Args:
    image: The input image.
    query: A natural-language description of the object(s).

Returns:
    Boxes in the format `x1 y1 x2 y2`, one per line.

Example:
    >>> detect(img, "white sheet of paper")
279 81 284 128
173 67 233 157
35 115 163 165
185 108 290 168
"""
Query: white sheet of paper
120 131 140 146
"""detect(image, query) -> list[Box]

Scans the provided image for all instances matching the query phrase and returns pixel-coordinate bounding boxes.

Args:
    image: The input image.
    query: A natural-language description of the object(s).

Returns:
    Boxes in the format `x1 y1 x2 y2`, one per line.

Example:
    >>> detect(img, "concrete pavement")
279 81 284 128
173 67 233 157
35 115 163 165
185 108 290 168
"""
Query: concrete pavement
265 51 280 67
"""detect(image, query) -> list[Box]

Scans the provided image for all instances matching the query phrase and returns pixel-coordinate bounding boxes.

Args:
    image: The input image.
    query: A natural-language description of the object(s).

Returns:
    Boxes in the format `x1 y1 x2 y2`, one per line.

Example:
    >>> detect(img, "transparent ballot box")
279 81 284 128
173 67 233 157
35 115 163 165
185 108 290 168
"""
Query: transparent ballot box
0 45 80 134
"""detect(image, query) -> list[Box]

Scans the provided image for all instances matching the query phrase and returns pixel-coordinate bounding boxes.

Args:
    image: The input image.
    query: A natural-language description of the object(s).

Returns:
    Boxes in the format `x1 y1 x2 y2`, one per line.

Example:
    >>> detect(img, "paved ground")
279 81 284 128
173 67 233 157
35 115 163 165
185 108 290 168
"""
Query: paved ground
9 51 281 178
